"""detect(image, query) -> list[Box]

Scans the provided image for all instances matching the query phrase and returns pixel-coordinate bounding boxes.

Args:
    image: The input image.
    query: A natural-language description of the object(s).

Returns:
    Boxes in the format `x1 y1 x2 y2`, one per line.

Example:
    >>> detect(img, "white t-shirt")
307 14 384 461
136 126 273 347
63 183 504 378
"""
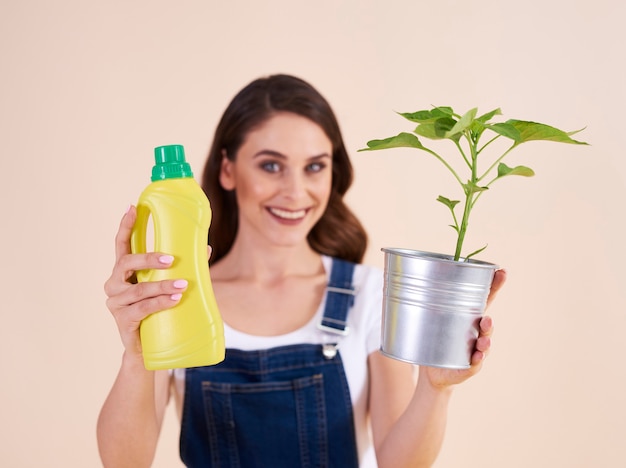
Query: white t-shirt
173 255 383 467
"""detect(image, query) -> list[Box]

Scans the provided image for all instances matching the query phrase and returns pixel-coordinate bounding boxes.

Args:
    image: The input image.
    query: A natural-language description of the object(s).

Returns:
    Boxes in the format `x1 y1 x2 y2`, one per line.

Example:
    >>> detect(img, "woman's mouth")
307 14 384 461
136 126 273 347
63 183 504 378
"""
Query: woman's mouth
267 207 307 220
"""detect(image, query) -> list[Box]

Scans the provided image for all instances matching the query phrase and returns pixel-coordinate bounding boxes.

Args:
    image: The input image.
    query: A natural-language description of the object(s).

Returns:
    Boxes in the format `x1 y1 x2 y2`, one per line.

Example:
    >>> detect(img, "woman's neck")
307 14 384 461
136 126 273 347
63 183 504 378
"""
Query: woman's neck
211 237 324 285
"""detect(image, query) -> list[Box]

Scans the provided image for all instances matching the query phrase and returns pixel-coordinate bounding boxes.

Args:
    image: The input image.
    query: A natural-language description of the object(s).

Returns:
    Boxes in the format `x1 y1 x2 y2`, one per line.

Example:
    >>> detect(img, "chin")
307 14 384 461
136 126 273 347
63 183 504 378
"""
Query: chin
265 230 312 249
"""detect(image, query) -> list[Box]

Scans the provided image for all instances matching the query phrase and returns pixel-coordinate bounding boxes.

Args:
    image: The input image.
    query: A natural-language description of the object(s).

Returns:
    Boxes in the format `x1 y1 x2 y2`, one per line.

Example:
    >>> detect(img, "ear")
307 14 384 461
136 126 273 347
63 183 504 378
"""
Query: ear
219 150 236 191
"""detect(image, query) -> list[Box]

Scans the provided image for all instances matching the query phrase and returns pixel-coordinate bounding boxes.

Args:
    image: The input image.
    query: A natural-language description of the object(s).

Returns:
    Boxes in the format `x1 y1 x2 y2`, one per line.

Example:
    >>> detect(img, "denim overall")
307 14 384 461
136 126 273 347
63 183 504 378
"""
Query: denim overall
180 258 360 468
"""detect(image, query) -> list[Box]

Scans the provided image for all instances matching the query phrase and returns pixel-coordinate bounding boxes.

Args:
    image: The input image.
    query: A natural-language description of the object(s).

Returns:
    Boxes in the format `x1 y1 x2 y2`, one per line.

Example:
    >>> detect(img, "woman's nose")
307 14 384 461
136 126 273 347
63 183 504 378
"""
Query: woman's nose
281 171 306 199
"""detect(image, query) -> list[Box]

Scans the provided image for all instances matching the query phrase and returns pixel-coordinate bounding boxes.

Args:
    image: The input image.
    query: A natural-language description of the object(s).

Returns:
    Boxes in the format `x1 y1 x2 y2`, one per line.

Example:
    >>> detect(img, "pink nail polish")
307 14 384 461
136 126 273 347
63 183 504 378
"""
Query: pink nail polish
170 293 183 301
159 255 174 264
173 279 188 289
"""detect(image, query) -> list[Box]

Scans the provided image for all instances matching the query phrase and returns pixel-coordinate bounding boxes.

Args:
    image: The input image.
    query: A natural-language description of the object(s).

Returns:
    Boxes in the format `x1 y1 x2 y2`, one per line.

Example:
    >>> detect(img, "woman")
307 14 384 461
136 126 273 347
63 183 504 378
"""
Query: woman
97 74 505 467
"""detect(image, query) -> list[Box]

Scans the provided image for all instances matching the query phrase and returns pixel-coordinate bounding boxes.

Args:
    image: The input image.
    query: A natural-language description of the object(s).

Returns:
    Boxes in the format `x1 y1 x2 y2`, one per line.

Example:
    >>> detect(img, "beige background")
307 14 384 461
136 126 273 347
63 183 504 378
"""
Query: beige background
1 0 624 466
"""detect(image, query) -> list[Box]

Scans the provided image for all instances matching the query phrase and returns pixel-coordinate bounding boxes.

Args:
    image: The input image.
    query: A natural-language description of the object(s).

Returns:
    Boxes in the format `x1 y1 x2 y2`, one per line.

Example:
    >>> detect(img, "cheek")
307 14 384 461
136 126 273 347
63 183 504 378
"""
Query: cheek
314 174 333 201
237 178 276 204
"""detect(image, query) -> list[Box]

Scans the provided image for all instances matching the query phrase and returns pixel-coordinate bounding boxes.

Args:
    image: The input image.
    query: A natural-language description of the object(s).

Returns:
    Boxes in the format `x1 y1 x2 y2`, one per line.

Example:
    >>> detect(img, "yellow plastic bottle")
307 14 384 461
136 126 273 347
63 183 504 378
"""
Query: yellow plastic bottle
131 144 225 370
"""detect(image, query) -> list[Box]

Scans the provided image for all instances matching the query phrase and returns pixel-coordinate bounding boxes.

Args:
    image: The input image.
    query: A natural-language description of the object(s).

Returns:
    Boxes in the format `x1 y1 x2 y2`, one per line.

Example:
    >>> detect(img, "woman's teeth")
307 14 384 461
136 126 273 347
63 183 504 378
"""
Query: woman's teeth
269 207 306 220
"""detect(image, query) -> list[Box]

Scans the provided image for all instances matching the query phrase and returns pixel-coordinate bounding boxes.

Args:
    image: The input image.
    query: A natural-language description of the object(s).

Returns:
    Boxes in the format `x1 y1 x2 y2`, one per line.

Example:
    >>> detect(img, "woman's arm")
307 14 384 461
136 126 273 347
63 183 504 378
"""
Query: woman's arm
96 206 189 467
370 270 506 467
368 346 453 467
97 357 171 467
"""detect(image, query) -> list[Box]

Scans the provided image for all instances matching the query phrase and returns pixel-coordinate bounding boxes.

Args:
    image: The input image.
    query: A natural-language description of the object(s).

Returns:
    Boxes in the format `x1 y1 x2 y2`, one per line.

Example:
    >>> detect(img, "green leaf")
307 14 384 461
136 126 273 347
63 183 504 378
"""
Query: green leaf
470 119 486 134
434 106 455 117
463 180 488 195
358 132 425 151
567 127 587 137
506 120 589 145
437 196 460 233
497 163 535 178
414 123 439 139
464 244 488 261
399 107 454 123
476 108 502 123
435 117 457 136
436 195 460 209
415 117 456 140
485 122 522 142
445 108 478 137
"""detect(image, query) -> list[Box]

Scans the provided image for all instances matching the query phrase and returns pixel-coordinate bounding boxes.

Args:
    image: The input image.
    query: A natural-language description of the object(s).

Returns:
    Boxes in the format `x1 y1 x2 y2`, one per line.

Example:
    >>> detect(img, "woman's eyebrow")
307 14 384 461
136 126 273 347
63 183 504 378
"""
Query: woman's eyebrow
252 150 331 160
252 149 287 159
308 153 331 161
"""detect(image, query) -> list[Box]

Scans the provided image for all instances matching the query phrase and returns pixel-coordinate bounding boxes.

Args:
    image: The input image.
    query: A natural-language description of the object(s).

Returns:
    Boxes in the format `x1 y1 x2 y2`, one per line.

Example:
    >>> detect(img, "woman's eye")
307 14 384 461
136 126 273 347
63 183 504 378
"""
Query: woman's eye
306 162 326 173
260 161 281 173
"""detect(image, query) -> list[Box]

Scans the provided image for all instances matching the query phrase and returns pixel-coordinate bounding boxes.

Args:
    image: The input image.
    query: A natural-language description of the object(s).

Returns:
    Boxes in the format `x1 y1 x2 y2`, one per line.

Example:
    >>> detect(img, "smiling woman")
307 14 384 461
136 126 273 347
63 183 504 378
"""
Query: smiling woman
217 112 334 248
97 74 505 468
202 74 368 266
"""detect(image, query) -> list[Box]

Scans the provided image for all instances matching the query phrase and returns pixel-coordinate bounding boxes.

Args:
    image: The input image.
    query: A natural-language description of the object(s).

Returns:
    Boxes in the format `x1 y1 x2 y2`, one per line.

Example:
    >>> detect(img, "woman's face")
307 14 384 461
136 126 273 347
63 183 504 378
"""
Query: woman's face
220 112 333 249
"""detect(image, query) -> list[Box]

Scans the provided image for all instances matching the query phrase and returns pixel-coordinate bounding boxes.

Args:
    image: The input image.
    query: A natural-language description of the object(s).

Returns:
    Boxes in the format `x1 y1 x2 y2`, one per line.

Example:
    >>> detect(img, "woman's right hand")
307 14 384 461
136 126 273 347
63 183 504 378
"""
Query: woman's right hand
103 206 188 360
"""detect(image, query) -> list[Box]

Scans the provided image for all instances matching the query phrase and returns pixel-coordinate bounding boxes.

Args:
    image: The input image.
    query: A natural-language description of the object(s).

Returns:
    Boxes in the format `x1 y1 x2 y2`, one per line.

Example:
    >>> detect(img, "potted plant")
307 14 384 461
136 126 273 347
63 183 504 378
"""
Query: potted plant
360 107 587 368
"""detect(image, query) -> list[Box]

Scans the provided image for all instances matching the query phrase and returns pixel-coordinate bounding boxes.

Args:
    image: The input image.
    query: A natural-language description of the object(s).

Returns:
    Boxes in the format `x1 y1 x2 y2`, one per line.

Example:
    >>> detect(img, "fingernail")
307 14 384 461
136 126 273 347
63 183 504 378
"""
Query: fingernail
126 204 132 214
170 293 183 301
173 279 188 289
159 255 174 264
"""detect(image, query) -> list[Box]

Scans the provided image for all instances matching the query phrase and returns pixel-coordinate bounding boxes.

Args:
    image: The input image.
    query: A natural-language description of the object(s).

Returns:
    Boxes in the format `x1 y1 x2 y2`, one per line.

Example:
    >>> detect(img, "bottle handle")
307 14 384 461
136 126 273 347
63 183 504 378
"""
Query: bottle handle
130 202 150 255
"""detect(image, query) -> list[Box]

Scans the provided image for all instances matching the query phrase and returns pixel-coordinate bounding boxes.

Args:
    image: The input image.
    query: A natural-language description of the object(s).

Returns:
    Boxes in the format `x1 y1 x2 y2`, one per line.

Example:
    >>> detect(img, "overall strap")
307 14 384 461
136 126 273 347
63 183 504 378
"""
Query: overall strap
318 257 356 336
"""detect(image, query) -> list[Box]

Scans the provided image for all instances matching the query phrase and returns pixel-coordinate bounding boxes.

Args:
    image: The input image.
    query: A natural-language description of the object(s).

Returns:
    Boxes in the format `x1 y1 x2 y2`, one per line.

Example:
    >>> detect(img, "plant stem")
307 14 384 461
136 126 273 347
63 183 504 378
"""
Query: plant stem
454 190 473 261
454 140 472 169
453 132 479 261
477 143 517 182
477 134 500 155
423 148 464 186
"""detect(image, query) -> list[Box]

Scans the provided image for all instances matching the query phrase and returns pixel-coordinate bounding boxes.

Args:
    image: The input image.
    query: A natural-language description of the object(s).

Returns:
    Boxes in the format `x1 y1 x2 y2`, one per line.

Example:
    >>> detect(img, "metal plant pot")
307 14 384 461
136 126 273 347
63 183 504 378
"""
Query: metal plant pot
381 248 498 369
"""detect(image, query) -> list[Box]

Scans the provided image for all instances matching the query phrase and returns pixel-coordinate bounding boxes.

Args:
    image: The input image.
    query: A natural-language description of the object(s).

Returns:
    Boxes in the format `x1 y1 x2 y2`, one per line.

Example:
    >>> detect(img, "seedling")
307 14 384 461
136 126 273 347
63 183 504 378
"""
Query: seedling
360 107 588 261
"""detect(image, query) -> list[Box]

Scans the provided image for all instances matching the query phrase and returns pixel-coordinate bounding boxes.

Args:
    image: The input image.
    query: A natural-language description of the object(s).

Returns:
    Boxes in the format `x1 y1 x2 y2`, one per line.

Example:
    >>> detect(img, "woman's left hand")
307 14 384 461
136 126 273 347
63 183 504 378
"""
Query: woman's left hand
424 268 507 388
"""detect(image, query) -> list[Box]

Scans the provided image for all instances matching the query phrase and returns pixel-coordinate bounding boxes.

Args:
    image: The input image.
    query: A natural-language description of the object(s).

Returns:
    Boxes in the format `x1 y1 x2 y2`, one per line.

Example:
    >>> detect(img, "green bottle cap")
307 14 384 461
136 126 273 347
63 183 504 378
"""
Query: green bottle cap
151 145 194 181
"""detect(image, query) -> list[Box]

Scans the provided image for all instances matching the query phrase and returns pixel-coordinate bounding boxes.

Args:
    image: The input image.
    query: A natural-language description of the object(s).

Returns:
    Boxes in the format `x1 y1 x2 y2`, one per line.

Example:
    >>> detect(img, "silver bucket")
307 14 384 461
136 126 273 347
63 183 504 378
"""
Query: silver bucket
381 248 498 369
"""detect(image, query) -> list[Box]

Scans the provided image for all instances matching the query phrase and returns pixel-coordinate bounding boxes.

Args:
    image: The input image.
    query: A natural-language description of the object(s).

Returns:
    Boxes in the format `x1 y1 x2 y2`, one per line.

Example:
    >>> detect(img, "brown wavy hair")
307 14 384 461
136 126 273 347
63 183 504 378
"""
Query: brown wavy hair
201 74 367 265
